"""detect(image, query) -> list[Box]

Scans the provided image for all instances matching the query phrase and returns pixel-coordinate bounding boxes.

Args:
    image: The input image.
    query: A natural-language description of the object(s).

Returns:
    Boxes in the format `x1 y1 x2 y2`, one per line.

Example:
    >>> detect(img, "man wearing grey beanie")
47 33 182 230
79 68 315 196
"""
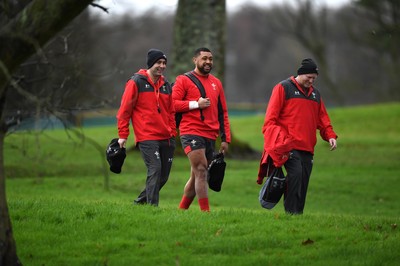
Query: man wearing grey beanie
257 58 338 215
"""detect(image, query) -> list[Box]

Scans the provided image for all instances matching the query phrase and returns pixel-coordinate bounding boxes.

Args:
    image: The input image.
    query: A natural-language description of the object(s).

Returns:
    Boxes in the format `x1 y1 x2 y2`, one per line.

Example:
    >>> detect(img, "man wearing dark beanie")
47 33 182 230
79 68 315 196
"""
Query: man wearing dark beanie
297 58 318 75
116 48 176 206
147 49 167 69
257 58 338 215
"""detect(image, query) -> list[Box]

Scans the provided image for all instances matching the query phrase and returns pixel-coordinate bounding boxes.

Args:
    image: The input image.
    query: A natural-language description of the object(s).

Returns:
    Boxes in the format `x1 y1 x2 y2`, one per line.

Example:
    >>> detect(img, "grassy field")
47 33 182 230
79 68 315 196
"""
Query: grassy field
5 102 400 265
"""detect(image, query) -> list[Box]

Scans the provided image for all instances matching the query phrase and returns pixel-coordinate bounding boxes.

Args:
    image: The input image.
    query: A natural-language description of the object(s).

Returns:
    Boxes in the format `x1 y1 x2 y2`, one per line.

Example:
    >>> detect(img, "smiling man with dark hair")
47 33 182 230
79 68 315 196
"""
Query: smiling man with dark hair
173 47 231 212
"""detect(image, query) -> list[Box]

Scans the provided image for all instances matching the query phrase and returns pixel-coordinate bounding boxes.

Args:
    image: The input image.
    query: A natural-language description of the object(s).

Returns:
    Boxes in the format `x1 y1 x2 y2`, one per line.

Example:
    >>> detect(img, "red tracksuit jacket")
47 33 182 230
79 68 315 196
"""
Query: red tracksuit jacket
172 71 231 143
116 69 176 144
258 76 337 180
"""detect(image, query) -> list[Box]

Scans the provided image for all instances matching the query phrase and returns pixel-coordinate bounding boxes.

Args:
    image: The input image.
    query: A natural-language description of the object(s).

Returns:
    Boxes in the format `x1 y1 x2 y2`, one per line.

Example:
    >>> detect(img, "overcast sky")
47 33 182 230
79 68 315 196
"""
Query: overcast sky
93 0 352 18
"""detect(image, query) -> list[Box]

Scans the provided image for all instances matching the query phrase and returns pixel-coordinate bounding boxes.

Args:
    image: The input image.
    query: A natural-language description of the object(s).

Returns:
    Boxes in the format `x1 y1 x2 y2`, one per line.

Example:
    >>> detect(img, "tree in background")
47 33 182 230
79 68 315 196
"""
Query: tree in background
270 0 344 104
171 0 226 80
0 0 94 264
353 0 400 100
4 11 103 125
355 0 400 63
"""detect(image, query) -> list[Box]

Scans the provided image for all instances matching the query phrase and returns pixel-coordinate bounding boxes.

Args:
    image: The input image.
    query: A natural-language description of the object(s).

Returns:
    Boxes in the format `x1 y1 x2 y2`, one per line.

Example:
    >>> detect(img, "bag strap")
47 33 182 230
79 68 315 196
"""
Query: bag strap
184 71 206 121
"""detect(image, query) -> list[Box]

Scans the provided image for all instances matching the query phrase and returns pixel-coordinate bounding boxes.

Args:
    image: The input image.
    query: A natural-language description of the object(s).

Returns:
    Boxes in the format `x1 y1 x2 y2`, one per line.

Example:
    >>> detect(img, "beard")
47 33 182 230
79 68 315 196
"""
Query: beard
197 64 212 75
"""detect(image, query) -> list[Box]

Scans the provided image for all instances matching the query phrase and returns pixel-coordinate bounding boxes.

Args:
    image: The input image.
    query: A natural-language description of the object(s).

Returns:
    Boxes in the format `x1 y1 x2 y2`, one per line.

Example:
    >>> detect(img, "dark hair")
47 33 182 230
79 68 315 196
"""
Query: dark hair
194 47 211 57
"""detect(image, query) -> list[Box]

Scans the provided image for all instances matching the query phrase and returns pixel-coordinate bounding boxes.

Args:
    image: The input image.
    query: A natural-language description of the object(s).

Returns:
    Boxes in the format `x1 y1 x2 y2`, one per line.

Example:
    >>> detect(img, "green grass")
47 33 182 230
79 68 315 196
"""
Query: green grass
5 102 400 265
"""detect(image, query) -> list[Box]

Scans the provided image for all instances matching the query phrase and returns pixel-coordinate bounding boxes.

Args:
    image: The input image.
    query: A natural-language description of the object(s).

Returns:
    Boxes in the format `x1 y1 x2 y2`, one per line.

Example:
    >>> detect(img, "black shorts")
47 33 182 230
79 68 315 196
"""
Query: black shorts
180 134 215 161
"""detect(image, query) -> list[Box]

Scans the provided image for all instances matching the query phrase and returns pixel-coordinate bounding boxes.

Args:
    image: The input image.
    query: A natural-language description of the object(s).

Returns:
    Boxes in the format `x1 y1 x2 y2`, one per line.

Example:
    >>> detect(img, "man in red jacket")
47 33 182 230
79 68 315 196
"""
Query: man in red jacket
116 49 176 206
173 47 231 212
258 58 338 214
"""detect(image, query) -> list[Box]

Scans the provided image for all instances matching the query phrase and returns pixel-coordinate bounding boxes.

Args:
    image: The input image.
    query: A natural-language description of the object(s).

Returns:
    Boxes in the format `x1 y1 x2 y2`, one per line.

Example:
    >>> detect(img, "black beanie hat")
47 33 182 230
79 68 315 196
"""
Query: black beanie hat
297 58 319 75
147 49 167 69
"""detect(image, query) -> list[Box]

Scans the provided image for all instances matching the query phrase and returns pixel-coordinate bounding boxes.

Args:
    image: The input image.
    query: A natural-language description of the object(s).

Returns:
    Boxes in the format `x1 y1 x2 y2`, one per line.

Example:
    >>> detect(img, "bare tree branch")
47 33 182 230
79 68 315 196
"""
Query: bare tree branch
90 2 109 13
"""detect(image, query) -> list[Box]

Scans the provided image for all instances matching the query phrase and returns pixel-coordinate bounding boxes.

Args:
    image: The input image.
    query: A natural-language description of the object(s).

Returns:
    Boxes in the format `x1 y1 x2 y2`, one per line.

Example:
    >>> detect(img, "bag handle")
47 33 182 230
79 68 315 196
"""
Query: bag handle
185 71 206 121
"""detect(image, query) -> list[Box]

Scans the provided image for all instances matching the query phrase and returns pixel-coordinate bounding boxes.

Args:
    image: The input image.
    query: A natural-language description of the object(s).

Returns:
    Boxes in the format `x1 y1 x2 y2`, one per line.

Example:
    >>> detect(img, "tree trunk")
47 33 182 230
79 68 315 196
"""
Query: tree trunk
0 0 94 263
0 126 21 266
171 0 226 80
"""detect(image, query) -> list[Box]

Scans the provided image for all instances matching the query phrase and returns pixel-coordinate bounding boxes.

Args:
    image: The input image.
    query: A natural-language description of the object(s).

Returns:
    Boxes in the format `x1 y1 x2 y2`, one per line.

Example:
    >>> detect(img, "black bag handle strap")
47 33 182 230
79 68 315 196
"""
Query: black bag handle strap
185 71 206 97
184 71 206 121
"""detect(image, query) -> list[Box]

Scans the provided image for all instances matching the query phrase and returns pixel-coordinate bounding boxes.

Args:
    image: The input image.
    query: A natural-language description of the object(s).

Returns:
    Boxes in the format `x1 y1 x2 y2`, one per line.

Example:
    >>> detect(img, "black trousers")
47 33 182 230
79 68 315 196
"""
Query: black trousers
283 150 313 214
135 138 175 206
